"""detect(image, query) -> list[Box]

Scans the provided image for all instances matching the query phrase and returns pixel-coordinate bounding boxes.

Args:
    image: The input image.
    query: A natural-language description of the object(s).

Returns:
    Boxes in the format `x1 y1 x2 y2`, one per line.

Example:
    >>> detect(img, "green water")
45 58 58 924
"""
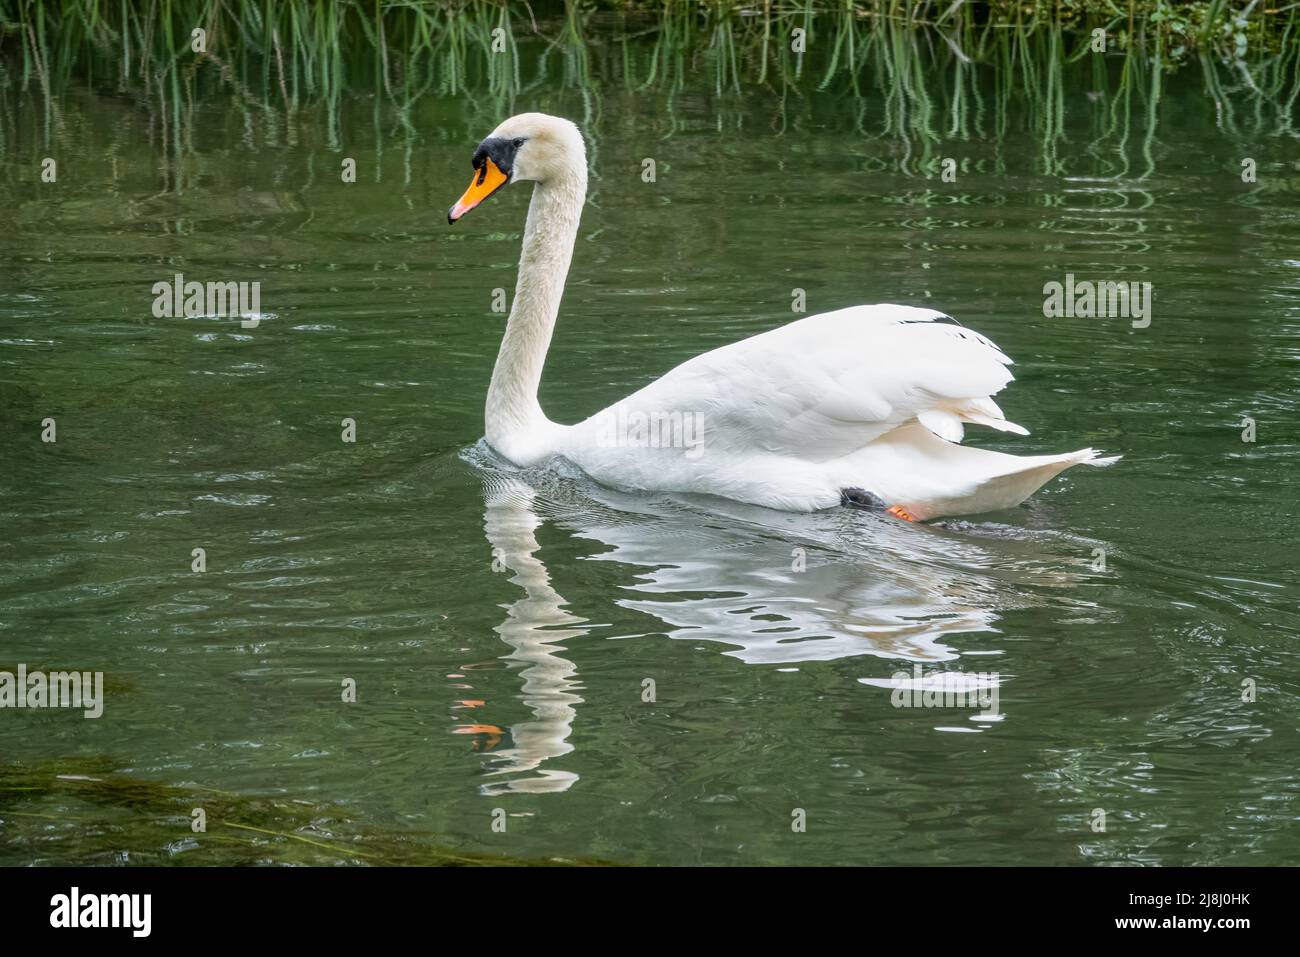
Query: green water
2 67 1300 866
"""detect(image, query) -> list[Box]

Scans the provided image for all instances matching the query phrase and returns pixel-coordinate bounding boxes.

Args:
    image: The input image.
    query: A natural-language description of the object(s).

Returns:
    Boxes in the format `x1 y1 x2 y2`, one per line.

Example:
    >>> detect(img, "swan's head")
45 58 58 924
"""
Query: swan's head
447 112 586 224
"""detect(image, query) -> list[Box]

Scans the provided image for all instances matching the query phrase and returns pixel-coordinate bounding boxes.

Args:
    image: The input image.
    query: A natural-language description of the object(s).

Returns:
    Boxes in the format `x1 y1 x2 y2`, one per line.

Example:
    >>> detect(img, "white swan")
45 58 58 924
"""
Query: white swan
449 113 1118 521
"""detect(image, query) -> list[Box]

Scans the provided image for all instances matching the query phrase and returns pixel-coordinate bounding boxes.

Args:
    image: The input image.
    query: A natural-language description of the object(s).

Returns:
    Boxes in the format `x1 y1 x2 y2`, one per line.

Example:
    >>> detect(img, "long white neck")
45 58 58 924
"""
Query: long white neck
485 167 586 461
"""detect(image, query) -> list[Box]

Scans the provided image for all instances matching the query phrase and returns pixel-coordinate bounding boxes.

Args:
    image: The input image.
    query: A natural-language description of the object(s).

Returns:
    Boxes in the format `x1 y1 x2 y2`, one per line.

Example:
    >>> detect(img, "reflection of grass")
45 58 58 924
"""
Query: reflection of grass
0 758 611 865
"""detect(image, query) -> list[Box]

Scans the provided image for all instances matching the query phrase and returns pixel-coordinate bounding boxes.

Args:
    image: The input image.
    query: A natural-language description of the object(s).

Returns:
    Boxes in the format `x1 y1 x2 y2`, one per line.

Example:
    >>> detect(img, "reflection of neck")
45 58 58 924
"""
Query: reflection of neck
485 170 586 454
481 479 587 794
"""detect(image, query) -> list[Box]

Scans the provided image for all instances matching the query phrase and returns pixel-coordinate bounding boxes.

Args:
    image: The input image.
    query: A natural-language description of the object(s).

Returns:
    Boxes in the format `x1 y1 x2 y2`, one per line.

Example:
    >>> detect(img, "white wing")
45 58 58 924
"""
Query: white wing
594 304 1025 461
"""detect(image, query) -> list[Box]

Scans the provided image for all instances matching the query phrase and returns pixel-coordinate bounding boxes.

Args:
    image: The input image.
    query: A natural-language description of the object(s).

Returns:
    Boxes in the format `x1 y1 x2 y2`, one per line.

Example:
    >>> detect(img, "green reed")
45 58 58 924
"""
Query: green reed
0 1 1295 176
2 2 1291 102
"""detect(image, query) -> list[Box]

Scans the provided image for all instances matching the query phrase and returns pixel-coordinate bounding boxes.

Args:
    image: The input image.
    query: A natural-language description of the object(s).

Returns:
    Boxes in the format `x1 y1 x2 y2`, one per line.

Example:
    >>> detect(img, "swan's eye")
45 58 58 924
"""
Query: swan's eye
512 138 525 148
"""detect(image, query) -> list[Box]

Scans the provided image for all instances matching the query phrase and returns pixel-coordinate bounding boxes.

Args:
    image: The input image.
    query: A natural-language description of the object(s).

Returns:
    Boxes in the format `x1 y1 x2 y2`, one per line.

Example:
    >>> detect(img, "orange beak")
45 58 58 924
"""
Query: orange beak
448 158 509 224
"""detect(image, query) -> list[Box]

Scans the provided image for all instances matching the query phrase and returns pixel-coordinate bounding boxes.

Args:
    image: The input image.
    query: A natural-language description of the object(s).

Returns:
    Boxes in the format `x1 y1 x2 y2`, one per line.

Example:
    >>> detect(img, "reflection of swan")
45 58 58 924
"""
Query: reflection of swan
464 449 1111 762
447 112 1118 520
559 486 1000 666
466 446 1101 678
475 476 587 795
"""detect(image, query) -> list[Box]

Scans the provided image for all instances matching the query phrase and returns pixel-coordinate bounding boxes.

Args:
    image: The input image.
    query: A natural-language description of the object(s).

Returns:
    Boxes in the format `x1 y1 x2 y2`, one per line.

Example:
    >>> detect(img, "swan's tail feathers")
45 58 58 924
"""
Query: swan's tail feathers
961 411 1030 436
917 408 965 443
937 446 1119 517
1079 448 1122 467
920 398 1031 442
843 425 1121 520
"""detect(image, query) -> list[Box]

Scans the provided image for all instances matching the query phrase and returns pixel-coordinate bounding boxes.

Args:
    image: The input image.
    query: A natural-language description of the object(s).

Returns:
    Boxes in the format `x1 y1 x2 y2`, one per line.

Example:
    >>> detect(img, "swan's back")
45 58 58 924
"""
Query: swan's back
557 304 1115 516
576 304 1013 459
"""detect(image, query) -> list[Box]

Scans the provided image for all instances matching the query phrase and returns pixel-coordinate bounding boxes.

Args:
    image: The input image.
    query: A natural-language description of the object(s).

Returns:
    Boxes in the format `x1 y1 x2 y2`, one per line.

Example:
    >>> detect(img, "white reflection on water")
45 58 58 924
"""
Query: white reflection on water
469 443 1099 789
580 496 1000 665
477 475 588 795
